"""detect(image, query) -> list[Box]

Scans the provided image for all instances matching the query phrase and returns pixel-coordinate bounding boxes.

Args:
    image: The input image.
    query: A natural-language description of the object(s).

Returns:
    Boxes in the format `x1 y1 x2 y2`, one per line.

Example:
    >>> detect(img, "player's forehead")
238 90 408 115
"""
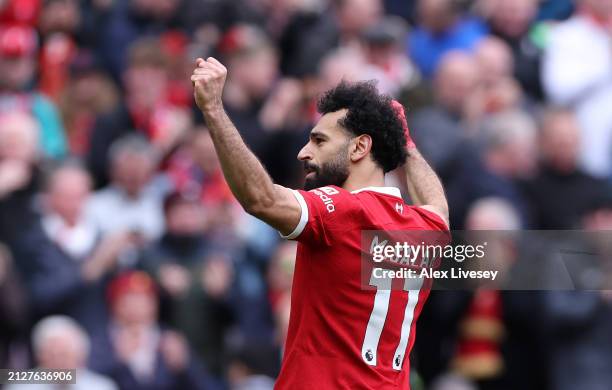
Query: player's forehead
311 109 348 139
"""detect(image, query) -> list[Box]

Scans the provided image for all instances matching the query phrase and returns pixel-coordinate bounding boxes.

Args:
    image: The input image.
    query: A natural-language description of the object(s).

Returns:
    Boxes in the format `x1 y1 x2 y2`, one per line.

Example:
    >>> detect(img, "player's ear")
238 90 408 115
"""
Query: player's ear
350 134 372 163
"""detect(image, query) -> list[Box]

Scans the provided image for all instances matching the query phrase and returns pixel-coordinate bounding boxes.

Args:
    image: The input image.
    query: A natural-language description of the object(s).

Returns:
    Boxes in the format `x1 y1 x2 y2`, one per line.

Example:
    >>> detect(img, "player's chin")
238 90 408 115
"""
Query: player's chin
303 174 318 191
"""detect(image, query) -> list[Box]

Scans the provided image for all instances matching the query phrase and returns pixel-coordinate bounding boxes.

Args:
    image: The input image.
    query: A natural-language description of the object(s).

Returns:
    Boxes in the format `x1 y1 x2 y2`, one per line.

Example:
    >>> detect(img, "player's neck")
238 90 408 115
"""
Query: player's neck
341 168 386 193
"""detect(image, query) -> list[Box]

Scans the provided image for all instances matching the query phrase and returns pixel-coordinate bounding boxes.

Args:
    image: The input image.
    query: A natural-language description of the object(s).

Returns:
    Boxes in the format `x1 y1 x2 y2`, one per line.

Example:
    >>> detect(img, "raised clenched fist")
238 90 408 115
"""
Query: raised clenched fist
191 57 227 113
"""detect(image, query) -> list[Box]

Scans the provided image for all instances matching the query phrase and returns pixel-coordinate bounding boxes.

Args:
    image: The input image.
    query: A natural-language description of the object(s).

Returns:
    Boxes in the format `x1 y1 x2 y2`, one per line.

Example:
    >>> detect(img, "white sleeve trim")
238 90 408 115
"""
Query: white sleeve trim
280 190 309 240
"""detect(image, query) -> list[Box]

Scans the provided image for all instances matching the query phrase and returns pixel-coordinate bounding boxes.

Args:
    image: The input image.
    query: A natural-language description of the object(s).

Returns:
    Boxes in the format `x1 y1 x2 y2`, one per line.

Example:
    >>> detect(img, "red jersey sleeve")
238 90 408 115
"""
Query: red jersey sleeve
409 206 450 231
280 186 358 246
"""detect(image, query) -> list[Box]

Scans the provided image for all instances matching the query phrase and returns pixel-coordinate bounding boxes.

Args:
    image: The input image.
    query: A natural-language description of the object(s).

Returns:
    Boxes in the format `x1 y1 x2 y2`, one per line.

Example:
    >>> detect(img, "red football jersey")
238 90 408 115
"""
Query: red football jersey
275 185 448 390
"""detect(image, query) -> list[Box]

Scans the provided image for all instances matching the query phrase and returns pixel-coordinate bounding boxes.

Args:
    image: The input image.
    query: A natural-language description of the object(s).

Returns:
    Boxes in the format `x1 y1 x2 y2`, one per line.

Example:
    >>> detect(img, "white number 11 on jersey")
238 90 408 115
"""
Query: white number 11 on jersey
361 270 423 370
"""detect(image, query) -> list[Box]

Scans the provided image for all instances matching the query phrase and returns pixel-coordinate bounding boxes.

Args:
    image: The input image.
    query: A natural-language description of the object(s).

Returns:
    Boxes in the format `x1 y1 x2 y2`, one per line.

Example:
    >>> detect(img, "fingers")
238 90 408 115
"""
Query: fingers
192 67 217 75
190 71 217 82
195 56 225 69
391 100 415 149
191 75 205 84
206 57 225 70
191 57 227 87
192 64 225 77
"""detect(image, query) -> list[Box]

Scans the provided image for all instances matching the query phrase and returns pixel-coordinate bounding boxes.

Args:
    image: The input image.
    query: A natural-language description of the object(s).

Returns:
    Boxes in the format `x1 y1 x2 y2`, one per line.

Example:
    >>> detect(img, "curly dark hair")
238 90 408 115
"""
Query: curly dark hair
317 80 408 173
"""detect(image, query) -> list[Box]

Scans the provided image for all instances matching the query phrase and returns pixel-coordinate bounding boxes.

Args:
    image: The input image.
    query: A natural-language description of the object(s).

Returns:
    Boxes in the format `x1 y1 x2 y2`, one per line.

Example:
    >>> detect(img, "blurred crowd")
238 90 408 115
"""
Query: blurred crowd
1 0 612 389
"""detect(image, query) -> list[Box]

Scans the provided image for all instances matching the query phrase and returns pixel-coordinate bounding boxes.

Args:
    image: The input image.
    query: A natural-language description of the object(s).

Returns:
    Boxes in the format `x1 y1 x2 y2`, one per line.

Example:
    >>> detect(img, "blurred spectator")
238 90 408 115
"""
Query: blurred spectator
481 0 544 99
449 201 506 388
450 198 547 390
37 0 82 102
0 111 40 164
0 24 68 159
16 162 136 337
418 200 554 389
408 0 486 77
259 76 307 133
476 110 537 217
87 37 191 186
335 0 383 42
415 198 523 385
38 0 81 37
0 244 28 369
409 51 478 178
140 191 210 276
94 0 183 79
524 108 610 229
140 190 225 372
221 25 280 151
160 30 194 108
541 200 612 390
0 112 42 248
59 51 119 156
542 0 612 178
257 76 311 187
278 0 382 78
469 37 526 124
475 37 514 88
445 109 537 227
141 190 272 374
86 135 166 243
317 47 366 92
464 197 522 231
360 16 421 96
277 1 338 78
41 162 98 259
165 128 240 235
479 109 538 179
0 24 38 90
90 271 218 390
6 315 118 390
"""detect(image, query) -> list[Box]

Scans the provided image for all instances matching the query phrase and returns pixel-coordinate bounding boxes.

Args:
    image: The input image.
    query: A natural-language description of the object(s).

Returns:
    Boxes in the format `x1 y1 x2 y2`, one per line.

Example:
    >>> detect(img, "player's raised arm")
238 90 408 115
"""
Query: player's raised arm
191 57 301 235
404 148 449 225
392 101 449 228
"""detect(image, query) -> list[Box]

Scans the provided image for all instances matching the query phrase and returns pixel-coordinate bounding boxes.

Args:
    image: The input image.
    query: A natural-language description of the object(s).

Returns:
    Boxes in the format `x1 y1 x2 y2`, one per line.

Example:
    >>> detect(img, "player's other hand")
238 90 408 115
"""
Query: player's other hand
191 57 227 113
391 100 415 150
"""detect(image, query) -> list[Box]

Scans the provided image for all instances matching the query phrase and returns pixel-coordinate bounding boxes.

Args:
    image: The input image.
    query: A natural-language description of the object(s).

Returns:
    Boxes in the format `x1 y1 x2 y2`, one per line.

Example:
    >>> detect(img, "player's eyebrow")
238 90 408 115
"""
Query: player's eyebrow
310 131 329 141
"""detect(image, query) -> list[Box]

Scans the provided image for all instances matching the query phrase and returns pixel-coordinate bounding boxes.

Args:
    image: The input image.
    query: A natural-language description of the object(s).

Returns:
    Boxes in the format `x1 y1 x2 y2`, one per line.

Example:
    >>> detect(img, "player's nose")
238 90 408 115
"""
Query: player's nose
297 144 312 161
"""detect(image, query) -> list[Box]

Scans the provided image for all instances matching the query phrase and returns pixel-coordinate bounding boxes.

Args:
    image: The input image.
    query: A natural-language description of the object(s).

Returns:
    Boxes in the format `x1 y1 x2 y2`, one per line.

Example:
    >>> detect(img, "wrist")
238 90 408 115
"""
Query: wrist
201 101 224 118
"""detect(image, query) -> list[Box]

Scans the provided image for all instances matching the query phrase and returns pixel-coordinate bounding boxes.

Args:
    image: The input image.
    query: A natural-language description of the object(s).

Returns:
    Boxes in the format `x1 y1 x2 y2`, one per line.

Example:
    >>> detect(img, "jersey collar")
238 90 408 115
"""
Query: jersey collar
350 186 402 198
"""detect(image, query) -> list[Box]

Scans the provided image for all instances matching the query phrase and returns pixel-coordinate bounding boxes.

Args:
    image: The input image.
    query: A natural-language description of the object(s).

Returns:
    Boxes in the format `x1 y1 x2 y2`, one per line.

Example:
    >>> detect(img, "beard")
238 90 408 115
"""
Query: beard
303 151 350 191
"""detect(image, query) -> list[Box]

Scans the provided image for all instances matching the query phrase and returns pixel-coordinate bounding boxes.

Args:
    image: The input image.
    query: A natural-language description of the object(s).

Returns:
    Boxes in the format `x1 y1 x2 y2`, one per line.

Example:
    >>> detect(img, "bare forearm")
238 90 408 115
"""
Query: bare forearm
202 107 277 212
191 57 301 232
405 149 449 220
